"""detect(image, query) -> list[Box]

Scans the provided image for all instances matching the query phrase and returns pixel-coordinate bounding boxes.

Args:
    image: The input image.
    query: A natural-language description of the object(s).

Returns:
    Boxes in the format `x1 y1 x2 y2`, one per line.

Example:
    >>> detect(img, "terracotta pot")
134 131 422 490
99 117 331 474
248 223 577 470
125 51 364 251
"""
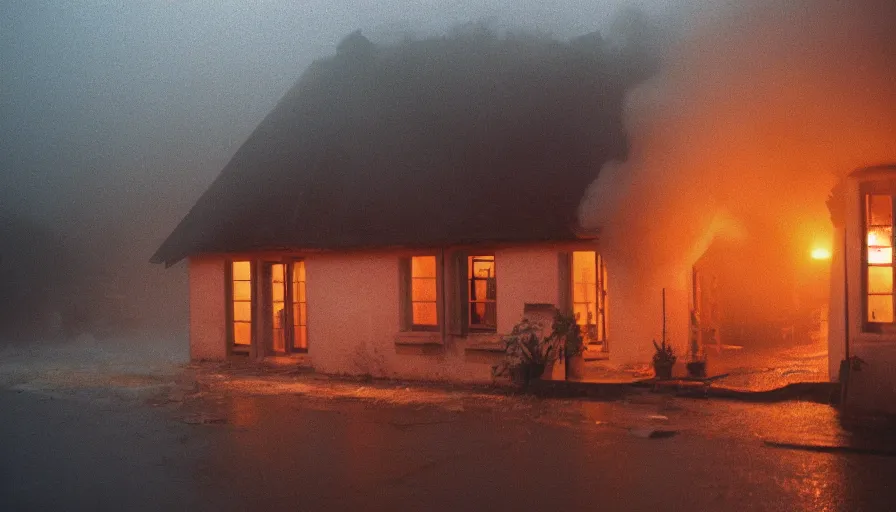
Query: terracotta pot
544 360 565 381
511 363 546 387
565 353 585 381
528 363 546 381
686 360 707 379
654 361 674 380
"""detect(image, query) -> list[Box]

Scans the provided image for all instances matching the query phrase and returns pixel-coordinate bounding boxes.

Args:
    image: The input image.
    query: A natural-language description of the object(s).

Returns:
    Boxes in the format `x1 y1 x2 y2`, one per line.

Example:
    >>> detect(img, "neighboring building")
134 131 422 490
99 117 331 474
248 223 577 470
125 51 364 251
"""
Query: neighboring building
152 33 633 382
829 164 896 414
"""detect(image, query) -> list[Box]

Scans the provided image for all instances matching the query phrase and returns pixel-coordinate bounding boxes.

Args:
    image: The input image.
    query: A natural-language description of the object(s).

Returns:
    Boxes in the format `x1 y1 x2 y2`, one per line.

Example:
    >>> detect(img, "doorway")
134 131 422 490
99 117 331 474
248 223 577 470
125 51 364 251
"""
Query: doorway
265 260 308 355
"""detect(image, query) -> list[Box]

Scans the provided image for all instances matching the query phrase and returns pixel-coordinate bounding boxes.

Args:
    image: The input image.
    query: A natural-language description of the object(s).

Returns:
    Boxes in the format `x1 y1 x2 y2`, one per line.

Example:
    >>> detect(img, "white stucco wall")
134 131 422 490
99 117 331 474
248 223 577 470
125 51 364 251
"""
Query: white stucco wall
493 247 561 333
828 227 846 380
830 169 896 414
303 247 568 382
186 245 597 382
189 256 227 360
302 252 407 378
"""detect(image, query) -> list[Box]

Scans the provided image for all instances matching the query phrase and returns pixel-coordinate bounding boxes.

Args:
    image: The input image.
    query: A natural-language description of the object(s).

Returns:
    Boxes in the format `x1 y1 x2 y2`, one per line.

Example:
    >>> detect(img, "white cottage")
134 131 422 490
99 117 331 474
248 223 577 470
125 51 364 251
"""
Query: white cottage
152 33 634 382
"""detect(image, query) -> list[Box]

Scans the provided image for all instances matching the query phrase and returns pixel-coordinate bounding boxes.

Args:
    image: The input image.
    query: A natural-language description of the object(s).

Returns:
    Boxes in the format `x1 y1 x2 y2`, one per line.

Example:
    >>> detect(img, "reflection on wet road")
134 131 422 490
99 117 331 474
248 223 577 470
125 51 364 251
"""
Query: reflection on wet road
709 342 830 390
4 382 896 511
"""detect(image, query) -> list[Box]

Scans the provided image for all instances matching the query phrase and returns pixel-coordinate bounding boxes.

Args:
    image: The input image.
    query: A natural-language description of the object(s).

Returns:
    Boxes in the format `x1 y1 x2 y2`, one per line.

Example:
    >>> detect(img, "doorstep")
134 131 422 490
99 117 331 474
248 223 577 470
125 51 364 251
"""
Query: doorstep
583 351 610 361
255 354 315 374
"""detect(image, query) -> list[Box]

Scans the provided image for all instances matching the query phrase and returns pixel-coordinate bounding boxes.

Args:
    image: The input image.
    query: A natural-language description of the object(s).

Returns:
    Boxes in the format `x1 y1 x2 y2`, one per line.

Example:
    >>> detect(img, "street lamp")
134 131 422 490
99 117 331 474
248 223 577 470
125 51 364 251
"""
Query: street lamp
811 247 832 260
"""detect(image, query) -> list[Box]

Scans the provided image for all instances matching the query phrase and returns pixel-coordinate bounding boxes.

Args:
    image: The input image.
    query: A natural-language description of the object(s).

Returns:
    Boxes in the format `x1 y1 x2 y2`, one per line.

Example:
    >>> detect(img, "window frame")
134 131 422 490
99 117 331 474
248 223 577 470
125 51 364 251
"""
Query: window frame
596 253 609 347
564 251 609 351
571 251 599 343
270 262 288 354
400 254 443 332
288 259 309 353
861 181 896 334
226 259 255 355
467 254 497 333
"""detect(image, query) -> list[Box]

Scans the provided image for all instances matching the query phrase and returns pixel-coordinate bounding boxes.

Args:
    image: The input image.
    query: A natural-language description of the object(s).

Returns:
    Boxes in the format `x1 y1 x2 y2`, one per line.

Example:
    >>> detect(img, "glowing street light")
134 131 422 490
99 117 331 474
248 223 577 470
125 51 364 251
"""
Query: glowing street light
811 247 832 260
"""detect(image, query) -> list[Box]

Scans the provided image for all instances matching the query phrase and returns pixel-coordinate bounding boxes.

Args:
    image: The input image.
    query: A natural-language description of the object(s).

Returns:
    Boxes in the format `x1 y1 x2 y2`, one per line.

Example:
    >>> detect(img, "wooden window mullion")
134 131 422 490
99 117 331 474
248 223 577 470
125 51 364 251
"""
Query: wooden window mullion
399 258 412 331
445 251 468 337
558 252 571 313
284 263 294 354
437 250 445 340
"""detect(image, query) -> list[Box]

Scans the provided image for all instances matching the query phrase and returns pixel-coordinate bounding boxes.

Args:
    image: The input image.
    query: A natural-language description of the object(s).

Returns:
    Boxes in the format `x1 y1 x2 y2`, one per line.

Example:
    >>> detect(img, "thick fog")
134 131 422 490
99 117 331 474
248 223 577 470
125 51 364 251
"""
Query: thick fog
1 1 682 341
8 0 883 357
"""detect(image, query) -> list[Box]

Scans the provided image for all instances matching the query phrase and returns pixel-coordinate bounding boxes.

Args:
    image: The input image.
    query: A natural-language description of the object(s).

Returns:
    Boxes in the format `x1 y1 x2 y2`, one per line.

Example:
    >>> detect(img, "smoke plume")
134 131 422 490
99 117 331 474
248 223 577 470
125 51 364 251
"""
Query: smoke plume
580 0 896 362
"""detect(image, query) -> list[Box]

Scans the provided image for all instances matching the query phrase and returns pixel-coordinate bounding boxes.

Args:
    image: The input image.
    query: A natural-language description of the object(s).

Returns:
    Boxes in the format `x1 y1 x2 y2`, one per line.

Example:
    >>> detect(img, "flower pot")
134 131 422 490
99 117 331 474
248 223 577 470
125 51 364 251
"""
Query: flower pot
686 360 707 379
653 361 674 380
511 363 546 387
565 353 585 381
545 360 565 381
528 363 546 382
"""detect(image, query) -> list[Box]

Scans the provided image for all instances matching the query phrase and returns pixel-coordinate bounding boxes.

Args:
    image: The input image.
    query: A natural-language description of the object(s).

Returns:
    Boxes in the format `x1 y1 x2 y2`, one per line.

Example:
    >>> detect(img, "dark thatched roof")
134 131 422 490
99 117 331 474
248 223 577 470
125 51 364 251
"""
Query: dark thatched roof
151 31 637 266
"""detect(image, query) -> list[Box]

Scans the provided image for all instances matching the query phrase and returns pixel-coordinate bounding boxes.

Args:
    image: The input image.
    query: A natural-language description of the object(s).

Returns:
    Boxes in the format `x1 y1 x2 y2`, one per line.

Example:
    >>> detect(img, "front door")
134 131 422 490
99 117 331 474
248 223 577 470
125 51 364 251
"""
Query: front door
290 261 308 352
271 263 288 353
266 261 308 355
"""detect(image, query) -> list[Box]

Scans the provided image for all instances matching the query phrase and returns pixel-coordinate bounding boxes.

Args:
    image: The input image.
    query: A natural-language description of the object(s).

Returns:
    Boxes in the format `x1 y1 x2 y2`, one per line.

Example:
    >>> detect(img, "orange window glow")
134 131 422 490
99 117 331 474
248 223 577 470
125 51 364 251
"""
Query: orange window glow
572 251 597 327
272 264 286 352
571 251 608 344
866 194 894 323
232 261 252 345
411 256 438 327
468 255 496 331
291 261 308 350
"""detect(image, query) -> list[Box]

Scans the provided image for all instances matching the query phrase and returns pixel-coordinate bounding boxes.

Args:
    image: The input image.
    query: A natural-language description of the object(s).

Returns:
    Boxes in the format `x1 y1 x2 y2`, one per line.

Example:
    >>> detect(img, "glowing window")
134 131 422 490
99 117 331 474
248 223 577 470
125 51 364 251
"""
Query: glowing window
291 261 308 350
570 251 597 344
272 264 286 352
468 256 497 331
411 256 438 328
231 261 252 346
570 251 609 347
866 194 895 323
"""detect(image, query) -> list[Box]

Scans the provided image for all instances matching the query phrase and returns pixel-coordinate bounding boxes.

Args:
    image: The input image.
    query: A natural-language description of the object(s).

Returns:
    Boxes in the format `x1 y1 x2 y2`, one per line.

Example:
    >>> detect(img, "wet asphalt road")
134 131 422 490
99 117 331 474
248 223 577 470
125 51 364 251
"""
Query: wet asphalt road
3 385 896 512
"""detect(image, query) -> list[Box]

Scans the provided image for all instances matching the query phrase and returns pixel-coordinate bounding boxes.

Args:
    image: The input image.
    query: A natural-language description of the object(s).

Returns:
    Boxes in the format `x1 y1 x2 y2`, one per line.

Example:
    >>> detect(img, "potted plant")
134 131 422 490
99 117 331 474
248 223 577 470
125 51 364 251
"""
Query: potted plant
652 339 676 380
551 311 585 381
492 318 562 387
686 358 707 379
